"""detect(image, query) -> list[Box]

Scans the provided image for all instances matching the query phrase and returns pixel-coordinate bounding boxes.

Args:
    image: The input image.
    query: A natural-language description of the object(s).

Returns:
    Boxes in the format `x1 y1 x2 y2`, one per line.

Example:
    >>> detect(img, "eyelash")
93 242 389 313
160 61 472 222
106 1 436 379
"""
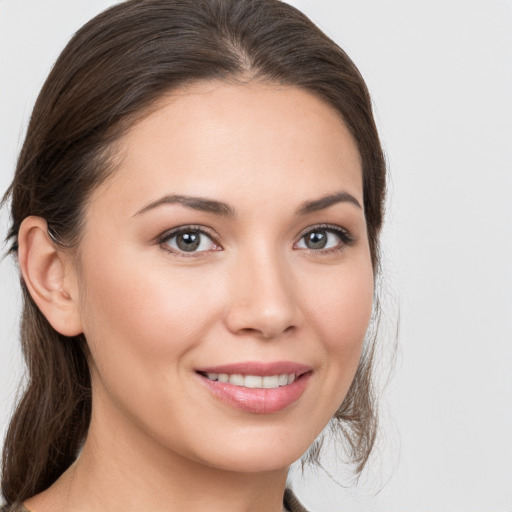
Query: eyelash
156 223 355 257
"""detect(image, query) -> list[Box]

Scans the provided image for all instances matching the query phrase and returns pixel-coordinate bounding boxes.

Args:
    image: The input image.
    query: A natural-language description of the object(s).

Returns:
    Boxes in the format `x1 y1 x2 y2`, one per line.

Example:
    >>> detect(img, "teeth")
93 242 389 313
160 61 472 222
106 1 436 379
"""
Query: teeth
278 374 288 386
228 374 244 386
262 375 279 389
244 375 262 388
205 373 298 388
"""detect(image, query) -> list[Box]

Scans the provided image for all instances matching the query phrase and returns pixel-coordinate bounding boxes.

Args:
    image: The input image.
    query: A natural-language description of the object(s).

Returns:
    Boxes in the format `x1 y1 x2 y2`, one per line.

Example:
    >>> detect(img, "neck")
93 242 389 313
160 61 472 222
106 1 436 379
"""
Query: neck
43 402 289 512
74 436 288 512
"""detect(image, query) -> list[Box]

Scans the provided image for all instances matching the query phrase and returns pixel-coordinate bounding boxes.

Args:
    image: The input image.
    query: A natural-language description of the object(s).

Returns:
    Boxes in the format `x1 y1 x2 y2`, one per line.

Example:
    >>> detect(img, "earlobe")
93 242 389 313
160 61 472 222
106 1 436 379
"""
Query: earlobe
17 216 83 337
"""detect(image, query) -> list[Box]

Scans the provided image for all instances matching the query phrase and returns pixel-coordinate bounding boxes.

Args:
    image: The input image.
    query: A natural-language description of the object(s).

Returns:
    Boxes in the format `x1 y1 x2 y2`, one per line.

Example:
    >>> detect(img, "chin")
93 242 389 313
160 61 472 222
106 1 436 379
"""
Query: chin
200 445 307 474
181 425 317 474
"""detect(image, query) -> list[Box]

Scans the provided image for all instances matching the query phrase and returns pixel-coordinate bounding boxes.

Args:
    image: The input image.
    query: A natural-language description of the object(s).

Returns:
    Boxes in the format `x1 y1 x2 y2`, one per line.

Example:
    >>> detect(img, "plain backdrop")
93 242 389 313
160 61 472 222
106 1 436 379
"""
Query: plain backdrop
1 1 511 511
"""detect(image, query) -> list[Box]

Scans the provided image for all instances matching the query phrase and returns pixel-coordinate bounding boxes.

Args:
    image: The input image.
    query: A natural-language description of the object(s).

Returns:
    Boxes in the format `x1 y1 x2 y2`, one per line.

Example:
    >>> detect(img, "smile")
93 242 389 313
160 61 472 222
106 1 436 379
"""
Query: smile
203 372 297 388
196 362 312 414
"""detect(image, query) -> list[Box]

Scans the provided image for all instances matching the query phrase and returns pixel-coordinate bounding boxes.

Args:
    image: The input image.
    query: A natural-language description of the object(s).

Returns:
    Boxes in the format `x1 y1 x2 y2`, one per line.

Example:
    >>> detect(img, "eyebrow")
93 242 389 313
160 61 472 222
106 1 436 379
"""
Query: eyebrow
134 194 235 217
134 190 361 218
296 191 362 215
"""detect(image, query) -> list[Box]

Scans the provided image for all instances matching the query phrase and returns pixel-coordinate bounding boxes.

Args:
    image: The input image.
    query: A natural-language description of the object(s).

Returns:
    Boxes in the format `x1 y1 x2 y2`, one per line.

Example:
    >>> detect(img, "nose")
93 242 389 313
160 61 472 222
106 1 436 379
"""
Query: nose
224 248 301 340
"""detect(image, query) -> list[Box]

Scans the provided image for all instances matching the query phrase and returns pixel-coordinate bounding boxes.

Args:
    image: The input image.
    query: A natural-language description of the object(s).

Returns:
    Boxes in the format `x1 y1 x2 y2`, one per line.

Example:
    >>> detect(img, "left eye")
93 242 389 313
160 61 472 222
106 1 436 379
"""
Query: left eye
295 228 345 251
162 229 217 253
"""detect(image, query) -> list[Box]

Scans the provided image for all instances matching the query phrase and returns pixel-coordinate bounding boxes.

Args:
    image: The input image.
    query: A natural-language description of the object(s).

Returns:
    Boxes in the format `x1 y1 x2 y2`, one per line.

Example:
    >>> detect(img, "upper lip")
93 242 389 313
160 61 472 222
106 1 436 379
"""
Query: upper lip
195 361 312 377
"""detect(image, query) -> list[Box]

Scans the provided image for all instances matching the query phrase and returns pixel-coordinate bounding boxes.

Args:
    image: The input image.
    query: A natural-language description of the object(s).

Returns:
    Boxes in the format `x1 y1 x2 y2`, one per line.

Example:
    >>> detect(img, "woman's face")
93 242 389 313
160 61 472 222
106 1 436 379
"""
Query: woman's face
74 82 374 473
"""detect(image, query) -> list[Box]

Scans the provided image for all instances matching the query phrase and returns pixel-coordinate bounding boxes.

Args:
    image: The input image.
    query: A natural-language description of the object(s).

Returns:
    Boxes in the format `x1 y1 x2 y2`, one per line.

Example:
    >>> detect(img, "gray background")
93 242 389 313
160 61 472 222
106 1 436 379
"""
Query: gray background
1 1 511 510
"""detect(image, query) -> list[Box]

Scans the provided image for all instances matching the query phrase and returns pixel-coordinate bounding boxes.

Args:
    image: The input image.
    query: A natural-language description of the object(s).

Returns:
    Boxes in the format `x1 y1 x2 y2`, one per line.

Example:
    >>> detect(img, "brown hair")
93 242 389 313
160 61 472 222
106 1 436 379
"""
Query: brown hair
1 0 386 507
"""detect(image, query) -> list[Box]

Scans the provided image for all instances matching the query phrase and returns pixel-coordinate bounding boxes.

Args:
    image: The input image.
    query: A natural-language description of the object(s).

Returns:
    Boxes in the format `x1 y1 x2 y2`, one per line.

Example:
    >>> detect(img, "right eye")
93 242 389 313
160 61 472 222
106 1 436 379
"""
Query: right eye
159 227 220 255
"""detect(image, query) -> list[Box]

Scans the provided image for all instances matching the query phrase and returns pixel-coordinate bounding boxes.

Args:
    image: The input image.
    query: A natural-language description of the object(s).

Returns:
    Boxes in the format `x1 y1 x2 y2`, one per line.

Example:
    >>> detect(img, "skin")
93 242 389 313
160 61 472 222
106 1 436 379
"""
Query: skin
21 82 374 512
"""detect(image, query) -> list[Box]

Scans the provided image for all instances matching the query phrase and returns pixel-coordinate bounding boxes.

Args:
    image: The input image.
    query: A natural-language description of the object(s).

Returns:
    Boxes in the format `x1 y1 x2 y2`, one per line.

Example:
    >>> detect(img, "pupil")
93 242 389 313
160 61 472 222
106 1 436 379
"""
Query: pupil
307 230 327 249
177 232 200 251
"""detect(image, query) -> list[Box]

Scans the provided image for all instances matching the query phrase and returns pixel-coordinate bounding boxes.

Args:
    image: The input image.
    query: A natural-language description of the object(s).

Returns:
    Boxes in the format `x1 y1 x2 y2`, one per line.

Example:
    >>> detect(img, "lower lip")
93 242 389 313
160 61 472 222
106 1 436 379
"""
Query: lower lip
198 373 311 414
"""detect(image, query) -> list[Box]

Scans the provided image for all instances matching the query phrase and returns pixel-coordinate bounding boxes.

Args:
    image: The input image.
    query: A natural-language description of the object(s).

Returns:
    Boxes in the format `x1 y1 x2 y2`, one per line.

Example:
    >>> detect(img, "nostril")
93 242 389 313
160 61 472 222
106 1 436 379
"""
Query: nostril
239 324 296 340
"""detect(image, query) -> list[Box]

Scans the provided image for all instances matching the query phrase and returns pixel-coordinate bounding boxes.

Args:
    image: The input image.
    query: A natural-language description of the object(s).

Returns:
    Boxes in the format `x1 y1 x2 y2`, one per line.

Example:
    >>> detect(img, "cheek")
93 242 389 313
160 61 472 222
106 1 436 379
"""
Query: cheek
81 249 208 344
303 256 374 393
77 244 223 397
309 260 373 347
77 249 227 444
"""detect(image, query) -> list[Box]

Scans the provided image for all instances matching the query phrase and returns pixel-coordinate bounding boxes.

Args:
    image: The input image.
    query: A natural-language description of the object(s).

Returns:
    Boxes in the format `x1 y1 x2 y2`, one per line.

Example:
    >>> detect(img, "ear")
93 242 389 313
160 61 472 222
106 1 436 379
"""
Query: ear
17 216 83 337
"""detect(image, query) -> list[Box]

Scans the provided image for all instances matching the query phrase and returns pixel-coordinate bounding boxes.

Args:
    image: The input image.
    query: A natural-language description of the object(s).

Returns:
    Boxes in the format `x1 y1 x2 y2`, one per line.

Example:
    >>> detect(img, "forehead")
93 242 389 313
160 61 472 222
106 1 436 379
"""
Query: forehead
91 81 363 216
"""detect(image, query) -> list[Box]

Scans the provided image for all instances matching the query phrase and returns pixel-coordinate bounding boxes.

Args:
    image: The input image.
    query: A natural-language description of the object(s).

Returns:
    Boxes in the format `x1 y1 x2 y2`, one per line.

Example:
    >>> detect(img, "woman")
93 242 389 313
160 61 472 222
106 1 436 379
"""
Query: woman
1 0 386 510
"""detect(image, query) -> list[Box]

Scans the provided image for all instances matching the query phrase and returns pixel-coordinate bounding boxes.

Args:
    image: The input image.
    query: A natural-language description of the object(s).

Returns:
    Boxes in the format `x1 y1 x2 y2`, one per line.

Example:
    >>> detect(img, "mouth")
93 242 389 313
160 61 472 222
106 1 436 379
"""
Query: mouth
195 362 312 414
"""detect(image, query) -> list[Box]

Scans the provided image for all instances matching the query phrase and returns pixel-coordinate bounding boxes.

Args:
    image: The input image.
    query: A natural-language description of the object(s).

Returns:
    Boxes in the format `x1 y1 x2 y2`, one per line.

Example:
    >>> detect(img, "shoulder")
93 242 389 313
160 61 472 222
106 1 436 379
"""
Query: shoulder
284 488 310 512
